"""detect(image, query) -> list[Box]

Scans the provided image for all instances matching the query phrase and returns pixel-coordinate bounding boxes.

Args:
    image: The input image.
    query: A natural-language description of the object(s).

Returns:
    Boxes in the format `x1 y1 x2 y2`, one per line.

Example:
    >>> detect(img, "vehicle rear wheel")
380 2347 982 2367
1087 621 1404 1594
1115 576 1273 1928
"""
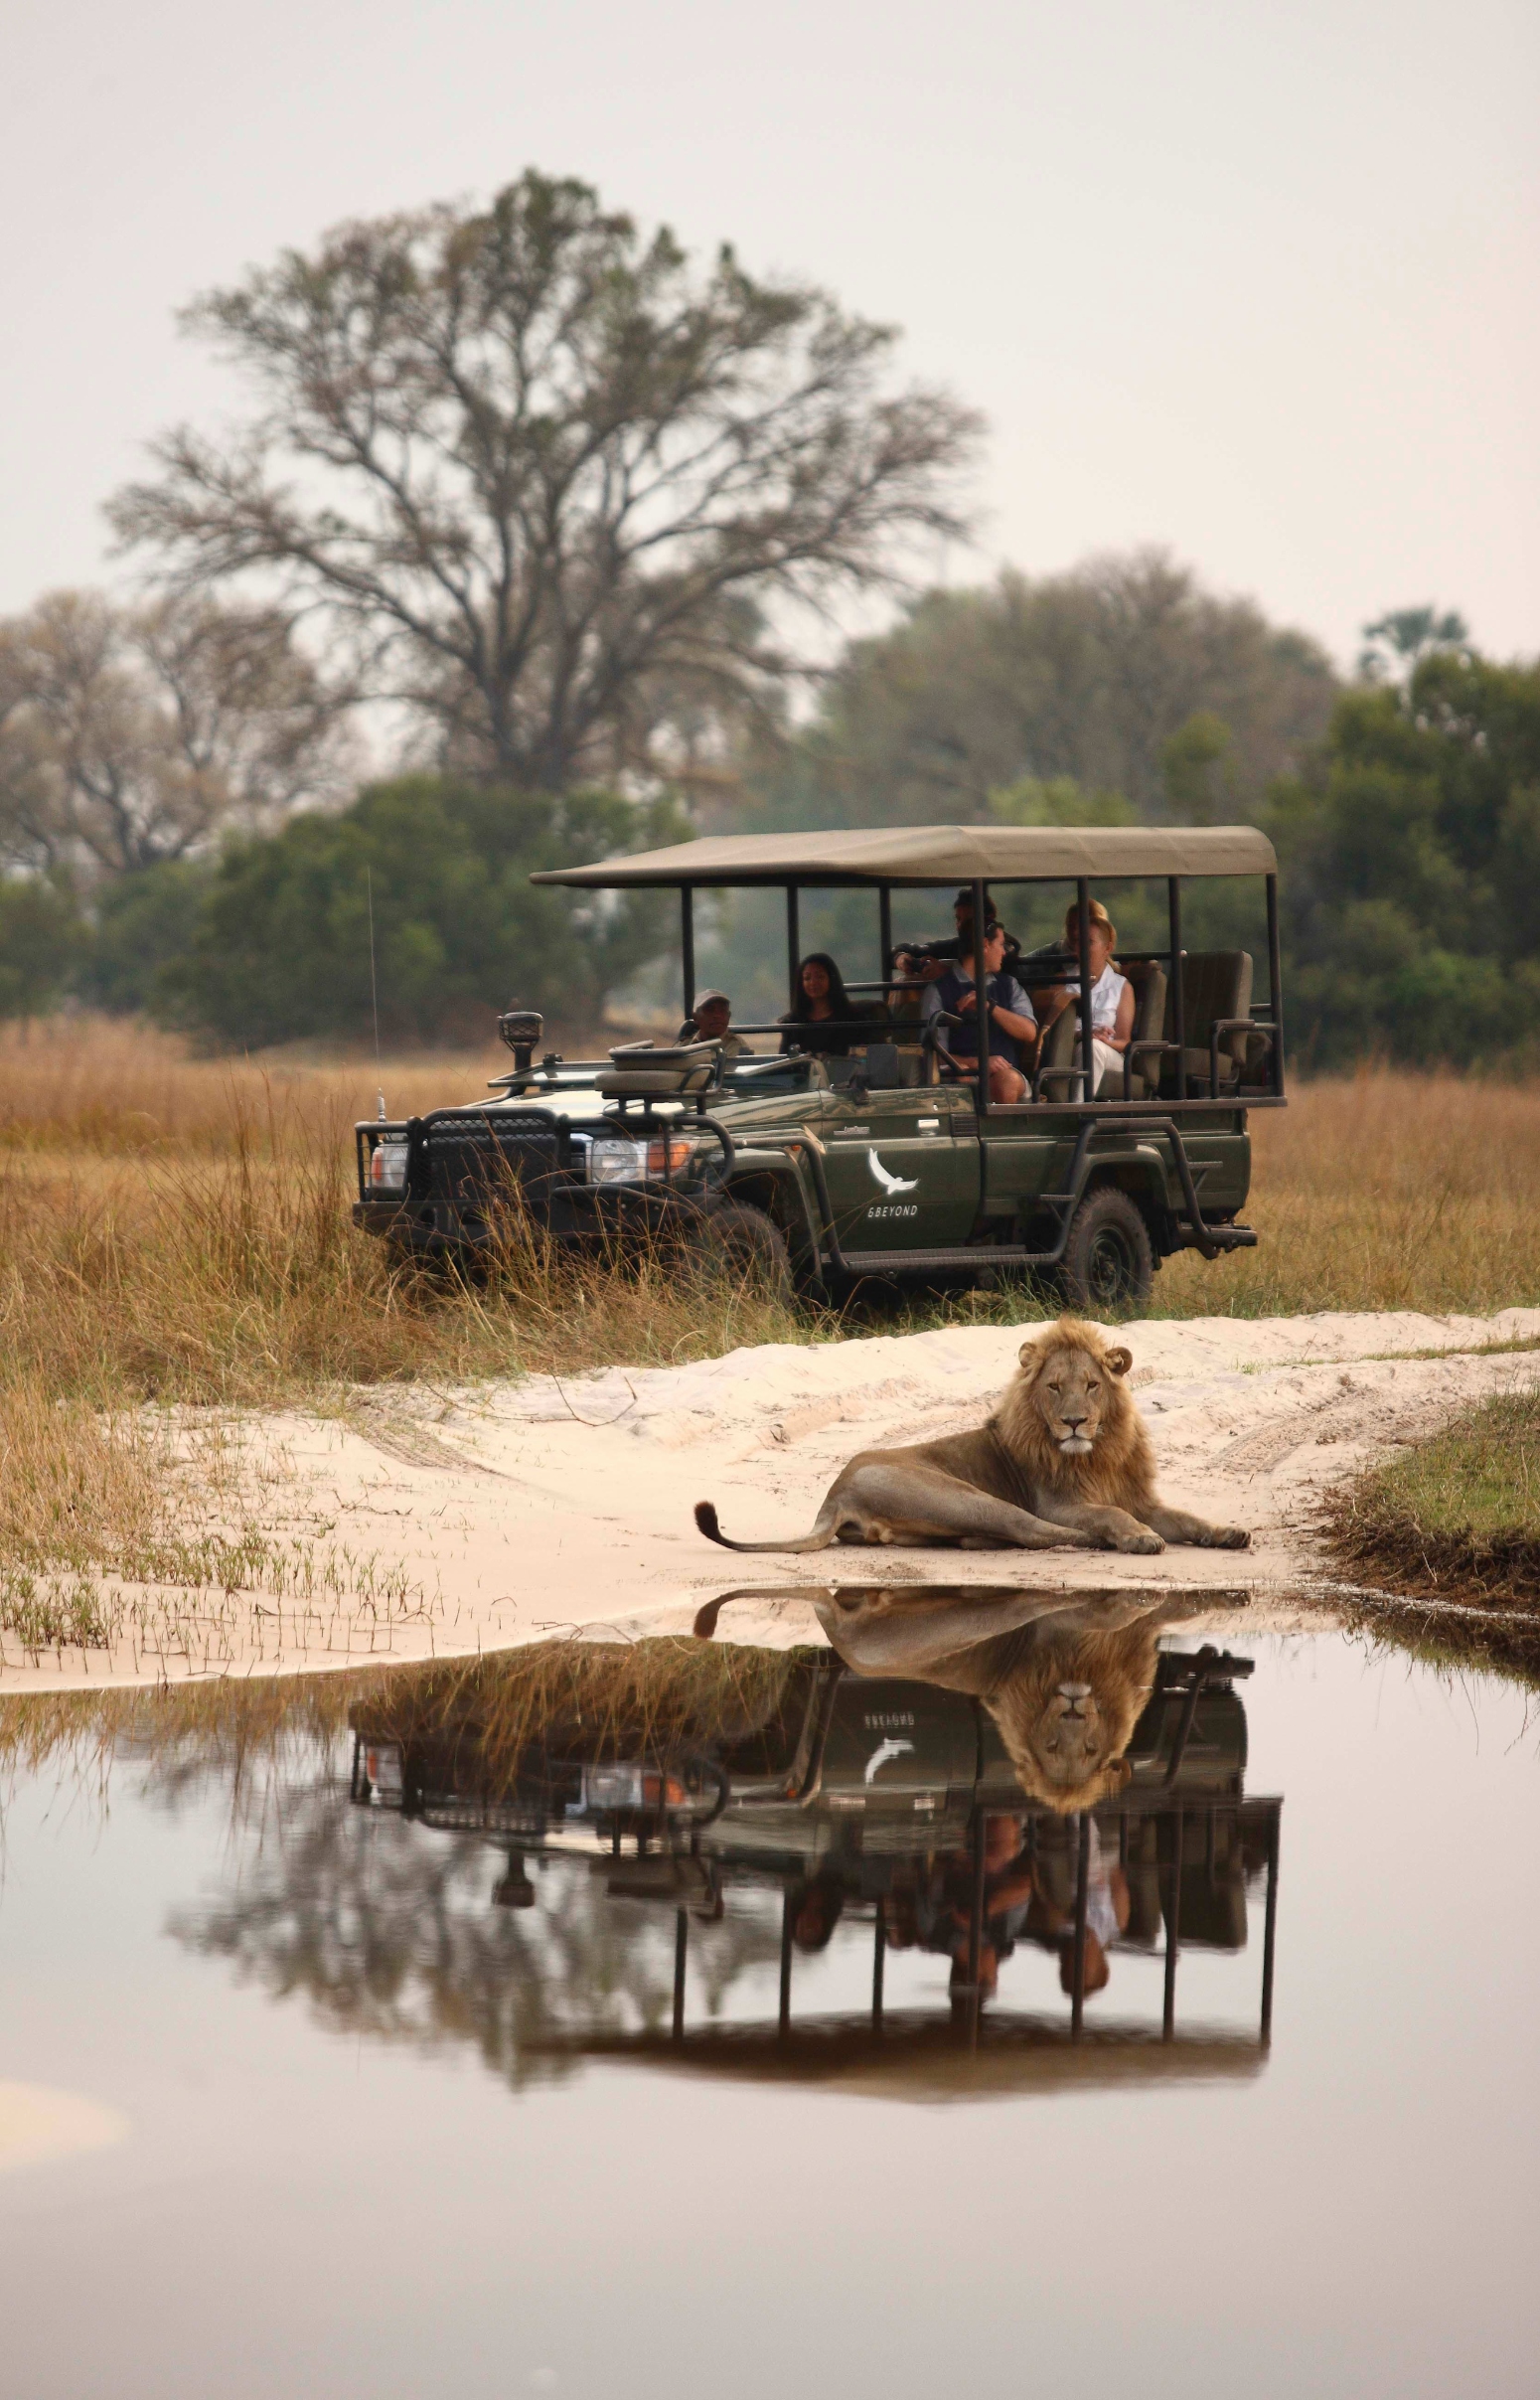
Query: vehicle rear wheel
685 1200 793 1303
1057 1187 1153 1316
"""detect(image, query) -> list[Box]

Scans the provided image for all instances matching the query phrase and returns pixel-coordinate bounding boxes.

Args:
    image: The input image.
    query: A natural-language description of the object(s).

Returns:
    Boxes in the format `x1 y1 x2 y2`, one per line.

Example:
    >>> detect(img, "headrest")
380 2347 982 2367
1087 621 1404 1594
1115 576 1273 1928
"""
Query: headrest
597 1038 721 1097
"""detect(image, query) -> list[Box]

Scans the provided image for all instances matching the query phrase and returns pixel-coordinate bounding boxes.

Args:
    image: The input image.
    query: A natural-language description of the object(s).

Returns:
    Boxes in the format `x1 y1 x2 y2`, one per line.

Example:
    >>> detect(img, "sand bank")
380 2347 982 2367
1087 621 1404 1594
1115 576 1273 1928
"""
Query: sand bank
5 1307 1538 1691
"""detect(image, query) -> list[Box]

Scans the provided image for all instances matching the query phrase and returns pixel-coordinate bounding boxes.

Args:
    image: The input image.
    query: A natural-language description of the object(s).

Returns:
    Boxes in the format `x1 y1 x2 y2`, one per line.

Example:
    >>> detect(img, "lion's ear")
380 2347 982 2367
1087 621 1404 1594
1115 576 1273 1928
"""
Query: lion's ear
1105 1754 1134 1792
1104 1346 1134 1377
1017 1335 1045 1368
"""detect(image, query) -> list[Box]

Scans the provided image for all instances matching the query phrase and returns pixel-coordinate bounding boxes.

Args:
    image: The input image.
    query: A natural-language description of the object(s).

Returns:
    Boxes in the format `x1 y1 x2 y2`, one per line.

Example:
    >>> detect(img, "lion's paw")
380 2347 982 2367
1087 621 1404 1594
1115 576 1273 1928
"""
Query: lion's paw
1117 1530 1165 1555
1208 1526 1251 1549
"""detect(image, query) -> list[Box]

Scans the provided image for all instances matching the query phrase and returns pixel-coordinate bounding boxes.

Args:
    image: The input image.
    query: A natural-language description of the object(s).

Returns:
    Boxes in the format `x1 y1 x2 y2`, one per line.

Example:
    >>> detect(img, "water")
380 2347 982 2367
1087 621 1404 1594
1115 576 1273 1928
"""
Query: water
1 1595 1536 2399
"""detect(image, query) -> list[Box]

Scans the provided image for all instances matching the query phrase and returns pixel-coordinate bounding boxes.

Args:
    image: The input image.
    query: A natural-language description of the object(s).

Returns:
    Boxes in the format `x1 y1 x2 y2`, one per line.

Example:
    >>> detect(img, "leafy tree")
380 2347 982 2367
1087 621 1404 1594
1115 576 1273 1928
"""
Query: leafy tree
990 775 1135 829
734 552 1336 830
158 775 688 1047
1266 645 1540 1064
1357 605 1468 686
109 170 980 790
75 859 215 1015
0 877 84 1018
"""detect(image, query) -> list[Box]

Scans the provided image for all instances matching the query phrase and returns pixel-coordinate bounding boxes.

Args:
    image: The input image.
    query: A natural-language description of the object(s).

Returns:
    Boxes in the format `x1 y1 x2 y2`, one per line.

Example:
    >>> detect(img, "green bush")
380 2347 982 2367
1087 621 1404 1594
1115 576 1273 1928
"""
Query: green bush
75 860 214 1015
155 776 688 1047
1265 651 1540 1065
0 878 84 1017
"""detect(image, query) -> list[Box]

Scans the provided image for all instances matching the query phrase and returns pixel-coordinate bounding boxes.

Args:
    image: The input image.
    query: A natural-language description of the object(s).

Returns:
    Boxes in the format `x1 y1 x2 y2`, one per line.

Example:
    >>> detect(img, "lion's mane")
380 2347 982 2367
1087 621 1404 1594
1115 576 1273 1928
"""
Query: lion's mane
990 1316 1158 1516
985 1617 1162 1812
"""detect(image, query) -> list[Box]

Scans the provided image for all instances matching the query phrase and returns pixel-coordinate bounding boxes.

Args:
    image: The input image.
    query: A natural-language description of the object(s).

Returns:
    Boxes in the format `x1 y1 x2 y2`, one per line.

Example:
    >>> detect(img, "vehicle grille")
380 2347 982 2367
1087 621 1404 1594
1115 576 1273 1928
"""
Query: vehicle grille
422 1110 570 1227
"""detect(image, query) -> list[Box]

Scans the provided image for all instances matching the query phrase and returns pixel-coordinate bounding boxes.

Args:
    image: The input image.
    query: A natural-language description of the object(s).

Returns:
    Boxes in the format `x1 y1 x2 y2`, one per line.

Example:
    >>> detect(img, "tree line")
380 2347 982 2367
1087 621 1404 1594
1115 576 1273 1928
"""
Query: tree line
1 167 1536 1065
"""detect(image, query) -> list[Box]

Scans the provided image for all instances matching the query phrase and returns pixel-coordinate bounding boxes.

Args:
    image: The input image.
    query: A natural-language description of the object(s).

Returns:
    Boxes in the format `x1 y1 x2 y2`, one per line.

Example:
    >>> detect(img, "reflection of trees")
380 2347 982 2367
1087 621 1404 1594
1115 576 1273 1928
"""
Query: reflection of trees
171 1788 785 2090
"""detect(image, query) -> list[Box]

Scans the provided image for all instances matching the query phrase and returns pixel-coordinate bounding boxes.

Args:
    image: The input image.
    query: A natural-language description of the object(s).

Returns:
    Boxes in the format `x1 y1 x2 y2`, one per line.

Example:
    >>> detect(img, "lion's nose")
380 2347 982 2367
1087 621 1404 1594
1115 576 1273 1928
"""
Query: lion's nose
1058 1681 1092 1700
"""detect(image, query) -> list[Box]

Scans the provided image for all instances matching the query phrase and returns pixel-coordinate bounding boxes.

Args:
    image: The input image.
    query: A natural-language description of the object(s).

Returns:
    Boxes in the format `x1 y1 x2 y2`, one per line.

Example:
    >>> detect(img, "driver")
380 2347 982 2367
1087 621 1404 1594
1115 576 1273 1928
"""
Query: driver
676 988 753 1058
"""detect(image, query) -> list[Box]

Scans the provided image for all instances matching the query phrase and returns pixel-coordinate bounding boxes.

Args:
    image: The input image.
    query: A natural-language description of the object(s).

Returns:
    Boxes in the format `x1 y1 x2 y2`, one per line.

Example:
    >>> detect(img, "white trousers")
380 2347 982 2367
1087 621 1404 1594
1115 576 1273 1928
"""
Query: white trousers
1090 1039 1126 1096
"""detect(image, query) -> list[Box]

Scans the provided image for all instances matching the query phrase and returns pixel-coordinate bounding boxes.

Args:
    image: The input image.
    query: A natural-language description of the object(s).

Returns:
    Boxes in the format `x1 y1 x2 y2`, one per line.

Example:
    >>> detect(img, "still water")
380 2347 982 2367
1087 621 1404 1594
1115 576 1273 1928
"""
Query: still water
0 1591 1535 2399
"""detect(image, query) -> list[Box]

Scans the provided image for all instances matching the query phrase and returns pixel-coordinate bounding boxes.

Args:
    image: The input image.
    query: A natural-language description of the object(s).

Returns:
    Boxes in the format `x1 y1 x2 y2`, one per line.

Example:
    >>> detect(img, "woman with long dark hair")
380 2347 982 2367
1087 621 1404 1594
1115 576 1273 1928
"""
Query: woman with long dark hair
779 952 859 1057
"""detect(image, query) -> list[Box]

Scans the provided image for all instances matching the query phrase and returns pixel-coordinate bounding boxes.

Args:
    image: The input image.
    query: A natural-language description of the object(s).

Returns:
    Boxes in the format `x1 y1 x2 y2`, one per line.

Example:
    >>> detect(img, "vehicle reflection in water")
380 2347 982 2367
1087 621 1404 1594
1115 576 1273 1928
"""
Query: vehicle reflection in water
336 1585 1280 2092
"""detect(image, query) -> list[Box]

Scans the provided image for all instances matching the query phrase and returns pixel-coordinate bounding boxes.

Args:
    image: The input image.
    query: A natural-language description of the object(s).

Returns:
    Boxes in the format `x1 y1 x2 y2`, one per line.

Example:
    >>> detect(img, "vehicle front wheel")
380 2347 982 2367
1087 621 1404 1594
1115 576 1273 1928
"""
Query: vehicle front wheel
1057 1187 1154 1316
685 1200 794 1303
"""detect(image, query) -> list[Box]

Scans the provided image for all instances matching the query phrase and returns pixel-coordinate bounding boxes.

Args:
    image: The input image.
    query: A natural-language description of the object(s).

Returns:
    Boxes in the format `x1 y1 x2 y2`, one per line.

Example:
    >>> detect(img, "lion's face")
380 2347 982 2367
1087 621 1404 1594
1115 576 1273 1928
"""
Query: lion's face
1021 1679 1115 1794
1023 1339 1133 1459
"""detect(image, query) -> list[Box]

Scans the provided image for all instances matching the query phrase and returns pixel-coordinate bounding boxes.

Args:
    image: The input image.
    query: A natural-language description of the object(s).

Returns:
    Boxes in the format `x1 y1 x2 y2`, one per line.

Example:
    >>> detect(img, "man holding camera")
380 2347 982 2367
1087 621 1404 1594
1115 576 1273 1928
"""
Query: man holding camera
892 884 1024 993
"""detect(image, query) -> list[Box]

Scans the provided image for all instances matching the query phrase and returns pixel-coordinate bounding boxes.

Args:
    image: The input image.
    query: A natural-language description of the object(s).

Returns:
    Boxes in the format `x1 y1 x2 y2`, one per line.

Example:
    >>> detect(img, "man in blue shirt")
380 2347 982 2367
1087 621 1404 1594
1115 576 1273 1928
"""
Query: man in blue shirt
923 921 1036 1102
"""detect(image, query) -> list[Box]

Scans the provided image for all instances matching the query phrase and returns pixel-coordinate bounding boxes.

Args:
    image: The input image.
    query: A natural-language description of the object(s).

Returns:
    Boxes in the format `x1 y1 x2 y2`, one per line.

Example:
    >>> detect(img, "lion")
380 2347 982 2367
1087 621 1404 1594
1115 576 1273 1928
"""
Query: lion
694 1316 1249 1558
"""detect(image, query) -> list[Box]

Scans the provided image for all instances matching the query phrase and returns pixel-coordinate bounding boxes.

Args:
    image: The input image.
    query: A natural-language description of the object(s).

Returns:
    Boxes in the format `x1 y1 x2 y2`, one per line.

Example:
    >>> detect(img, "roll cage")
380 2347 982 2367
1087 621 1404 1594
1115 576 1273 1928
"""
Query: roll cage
529 820 1287 1122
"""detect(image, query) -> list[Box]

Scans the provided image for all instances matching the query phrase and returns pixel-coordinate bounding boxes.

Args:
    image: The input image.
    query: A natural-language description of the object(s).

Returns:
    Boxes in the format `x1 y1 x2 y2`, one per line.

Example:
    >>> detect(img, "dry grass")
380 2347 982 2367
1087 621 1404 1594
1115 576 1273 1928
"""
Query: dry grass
4 1018 1540 1657
0 1633 808 1797
0 1017 807 1411
1155 1069 1540 1319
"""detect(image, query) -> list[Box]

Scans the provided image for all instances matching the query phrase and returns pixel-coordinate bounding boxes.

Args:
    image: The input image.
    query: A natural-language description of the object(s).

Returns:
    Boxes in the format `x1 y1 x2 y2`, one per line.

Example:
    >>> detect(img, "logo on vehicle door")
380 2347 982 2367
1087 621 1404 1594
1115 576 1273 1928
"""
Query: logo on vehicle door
866 1151 918 1196
864 1737 916 1784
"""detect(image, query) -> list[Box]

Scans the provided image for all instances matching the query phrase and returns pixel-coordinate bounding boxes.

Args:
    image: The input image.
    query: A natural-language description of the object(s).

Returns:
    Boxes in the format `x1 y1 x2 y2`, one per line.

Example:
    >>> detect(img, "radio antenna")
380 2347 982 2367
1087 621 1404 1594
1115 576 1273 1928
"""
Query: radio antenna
367 866 385 1120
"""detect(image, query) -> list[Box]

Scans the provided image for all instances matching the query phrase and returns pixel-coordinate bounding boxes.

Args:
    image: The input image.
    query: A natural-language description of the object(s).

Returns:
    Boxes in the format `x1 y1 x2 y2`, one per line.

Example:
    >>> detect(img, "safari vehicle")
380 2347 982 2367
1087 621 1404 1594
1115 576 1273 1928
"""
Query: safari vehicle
353 825 1284 1310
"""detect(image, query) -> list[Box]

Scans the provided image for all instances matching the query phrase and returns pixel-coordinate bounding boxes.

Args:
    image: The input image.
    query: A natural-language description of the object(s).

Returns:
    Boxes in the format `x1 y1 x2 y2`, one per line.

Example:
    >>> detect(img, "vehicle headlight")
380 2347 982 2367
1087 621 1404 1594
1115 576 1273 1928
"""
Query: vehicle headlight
370 1138 409 1194
579 1763 685 1812
588 1137 648 1186
587 1135 696 1186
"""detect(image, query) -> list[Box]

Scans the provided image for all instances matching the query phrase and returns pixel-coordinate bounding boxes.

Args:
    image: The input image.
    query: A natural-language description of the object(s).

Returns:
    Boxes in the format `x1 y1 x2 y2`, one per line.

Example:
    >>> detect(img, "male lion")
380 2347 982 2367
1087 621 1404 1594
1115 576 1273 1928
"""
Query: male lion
694 1316 1248 1556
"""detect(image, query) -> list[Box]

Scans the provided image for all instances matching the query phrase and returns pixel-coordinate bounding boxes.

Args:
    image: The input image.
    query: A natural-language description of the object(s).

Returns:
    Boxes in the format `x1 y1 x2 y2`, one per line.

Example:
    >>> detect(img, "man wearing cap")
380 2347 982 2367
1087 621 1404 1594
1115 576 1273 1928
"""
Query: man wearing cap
930 887 1022 972
676 989 754 1057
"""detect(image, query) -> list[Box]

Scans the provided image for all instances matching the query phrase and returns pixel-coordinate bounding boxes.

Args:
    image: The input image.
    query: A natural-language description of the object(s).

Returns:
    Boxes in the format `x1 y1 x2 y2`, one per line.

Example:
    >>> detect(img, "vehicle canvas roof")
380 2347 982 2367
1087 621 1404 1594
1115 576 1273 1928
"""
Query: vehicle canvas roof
529 823 1277 888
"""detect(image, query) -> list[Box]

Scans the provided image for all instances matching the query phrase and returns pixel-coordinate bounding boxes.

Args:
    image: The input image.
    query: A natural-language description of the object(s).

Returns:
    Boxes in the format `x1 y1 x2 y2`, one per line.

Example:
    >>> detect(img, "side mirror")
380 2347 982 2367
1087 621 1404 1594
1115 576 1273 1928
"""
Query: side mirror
498 1007 544 1072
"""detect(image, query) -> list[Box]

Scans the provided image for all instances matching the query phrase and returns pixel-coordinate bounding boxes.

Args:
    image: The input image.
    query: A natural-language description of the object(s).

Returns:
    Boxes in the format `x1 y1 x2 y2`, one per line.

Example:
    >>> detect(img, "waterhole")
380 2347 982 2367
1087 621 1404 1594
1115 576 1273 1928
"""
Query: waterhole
0 1589 1534 2398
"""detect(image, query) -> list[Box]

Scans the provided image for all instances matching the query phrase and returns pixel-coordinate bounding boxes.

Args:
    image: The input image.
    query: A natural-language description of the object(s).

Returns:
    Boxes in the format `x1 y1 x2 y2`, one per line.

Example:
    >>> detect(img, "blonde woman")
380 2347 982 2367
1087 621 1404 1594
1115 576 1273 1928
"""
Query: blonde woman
1032 898 1134 1097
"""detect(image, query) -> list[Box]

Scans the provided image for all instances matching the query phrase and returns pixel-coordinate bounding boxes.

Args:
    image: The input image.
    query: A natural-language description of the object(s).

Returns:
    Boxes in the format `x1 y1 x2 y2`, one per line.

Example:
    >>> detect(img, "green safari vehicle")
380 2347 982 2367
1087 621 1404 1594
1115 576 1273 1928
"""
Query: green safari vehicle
352 823 1285 1312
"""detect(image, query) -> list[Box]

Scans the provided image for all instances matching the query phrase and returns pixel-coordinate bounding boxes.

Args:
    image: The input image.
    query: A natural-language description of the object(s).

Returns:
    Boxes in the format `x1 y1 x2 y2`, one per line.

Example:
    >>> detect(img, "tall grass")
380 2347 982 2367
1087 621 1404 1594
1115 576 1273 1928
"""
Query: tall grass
1155 1066 1540 1319
0 1020 807 1411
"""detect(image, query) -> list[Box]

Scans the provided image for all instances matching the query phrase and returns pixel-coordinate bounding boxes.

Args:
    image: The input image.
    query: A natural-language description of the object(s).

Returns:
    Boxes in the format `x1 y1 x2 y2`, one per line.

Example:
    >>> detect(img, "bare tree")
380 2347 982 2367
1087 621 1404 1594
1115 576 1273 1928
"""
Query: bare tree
108 170 981 789
0 589 353 876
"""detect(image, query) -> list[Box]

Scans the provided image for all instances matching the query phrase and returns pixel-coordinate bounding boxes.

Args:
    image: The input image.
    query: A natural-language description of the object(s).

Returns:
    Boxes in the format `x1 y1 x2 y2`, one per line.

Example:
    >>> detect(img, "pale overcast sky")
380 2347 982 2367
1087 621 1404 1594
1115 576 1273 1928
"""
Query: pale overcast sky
4 0 1536 664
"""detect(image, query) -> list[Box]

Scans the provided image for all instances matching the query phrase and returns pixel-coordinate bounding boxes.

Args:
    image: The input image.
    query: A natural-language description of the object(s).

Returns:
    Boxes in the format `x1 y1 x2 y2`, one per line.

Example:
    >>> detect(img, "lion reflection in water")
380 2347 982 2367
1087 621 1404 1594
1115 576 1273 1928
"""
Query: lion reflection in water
814 1583 1180 1813
695 1317 1248 1560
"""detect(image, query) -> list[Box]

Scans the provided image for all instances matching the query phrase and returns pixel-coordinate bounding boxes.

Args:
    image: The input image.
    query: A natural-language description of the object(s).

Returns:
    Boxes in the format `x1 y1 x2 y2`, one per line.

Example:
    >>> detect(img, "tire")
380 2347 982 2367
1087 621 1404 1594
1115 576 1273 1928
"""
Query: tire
686 1200 793 1303
1056 1186 1154 1316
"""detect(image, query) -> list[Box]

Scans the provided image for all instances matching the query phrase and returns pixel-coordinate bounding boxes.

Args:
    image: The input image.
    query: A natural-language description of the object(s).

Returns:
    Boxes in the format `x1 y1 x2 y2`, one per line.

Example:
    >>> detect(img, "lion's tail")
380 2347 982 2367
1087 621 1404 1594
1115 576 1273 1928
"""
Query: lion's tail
693 1499 838 1554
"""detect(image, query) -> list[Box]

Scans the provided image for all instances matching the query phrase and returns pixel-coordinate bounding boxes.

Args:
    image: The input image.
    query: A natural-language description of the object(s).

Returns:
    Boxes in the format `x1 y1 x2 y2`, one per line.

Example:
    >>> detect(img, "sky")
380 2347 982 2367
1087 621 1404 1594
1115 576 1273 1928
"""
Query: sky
3 0 1537 668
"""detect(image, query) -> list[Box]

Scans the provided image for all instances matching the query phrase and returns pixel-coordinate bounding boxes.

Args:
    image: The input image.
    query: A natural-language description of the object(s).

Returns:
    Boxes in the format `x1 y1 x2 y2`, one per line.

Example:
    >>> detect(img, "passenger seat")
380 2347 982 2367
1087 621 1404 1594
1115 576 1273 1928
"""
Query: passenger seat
1160 951 1255 1097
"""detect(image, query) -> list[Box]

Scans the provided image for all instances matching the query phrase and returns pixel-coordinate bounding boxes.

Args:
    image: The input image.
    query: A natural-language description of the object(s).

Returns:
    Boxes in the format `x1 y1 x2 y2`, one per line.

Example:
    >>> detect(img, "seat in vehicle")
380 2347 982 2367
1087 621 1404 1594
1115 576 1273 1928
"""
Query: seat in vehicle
1034 999 1086 1102
1121 961 1168 1099
1159 951 1256 1097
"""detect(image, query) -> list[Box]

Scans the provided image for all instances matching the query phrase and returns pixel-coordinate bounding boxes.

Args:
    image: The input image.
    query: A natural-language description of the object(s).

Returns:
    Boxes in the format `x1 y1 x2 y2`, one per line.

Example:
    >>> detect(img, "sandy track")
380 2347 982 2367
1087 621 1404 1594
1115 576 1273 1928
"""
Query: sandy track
6 1307 1537 1692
